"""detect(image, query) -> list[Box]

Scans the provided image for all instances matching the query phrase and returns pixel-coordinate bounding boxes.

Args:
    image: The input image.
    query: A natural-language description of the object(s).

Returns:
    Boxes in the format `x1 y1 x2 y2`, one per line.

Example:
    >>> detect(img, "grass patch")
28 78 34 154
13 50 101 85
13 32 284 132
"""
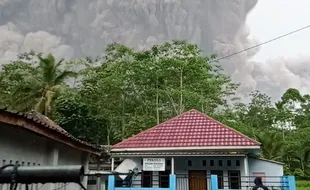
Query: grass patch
297 180 310 190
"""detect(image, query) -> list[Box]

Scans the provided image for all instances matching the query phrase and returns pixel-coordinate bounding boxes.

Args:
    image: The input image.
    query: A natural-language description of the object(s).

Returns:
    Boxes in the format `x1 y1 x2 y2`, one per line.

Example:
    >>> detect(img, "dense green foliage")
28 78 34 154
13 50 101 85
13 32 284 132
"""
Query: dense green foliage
0 41 310 178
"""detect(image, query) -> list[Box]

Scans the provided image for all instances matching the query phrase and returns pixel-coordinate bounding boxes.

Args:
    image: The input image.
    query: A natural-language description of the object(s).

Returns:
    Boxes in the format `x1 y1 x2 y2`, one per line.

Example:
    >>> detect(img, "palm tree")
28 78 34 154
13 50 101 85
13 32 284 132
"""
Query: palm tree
11 53 77 115
255 131 285 161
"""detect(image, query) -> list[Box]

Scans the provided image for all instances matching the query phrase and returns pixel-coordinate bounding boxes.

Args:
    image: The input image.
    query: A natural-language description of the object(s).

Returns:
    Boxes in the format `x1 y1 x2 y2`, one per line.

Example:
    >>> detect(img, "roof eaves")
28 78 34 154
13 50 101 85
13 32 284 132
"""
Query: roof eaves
0 108 102 155
249 156 284 165
111 151 248 157
111 145 261 152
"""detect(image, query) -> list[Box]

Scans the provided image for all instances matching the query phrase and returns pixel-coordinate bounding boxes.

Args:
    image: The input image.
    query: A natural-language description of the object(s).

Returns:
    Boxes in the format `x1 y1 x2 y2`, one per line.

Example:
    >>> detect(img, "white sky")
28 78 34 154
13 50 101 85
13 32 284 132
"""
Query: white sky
247 0 310 62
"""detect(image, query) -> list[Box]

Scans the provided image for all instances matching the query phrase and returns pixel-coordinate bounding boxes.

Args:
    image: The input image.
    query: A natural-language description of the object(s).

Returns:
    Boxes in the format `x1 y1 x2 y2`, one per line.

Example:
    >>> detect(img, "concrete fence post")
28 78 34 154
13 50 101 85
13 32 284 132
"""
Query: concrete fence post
281 176 288 190
211 175 218 190
169 174 176 190
287 176 296 190
108 175 115 190
281 176 296 190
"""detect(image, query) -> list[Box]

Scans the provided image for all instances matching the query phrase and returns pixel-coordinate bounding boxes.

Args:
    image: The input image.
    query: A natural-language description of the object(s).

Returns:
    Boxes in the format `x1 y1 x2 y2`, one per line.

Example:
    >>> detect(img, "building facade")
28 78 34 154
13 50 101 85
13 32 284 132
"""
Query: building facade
0 108 102 190
110 109 284 190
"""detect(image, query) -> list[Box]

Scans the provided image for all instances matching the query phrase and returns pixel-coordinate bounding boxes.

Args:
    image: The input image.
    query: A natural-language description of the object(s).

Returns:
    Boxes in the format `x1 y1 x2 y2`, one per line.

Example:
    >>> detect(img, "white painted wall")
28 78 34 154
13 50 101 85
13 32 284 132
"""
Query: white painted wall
249 158 284 188
0 122 90 190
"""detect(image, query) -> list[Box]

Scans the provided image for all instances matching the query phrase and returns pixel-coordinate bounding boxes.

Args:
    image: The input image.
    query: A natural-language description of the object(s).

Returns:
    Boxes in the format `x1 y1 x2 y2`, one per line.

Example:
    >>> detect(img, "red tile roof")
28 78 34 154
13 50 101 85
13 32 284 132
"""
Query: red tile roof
112 109 260 150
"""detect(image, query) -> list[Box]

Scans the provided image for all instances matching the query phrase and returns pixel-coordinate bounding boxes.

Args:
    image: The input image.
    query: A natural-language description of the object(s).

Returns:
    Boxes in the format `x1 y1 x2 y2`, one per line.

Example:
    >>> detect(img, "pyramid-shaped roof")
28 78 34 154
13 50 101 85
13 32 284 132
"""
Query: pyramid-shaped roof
112 109 260 151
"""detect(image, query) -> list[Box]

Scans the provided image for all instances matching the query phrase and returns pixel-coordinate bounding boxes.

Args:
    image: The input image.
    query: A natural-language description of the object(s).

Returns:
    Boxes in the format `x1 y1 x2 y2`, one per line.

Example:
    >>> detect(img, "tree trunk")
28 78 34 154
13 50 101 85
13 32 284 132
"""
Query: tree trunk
121 94 125 140
179 69 183 114
156 76 160 125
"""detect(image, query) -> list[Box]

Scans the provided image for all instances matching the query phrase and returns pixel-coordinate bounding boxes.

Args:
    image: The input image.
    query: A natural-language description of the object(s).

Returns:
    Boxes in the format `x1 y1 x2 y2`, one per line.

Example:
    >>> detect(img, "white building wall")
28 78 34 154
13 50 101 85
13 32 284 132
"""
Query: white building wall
114 156 284 190
248 158 284 188
119 156 246 189
0 123 89 190
174 156 246 190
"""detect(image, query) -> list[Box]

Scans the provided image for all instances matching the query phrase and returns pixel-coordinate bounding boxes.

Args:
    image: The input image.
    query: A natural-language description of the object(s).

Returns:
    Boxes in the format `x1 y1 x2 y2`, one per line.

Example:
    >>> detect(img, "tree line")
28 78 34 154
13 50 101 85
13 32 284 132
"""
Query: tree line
0 41 309 178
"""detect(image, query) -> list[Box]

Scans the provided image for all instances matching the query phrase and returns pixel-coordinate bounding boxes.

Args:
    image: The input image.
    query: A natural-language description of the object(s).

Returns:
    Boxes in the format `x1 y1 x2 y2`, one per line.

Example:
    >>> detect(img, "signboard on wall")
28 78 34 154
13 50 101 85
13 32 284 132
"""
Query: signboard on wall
143 158 165 171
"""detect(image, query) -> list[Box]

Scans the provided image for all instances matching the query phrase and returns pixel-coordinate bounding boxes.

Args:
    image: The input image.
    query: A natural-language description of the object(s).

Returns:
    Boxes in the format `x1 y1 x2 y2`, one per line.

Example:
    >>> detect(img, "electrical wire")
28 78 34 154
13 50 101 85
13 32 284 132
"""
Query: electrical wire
212 24 310 62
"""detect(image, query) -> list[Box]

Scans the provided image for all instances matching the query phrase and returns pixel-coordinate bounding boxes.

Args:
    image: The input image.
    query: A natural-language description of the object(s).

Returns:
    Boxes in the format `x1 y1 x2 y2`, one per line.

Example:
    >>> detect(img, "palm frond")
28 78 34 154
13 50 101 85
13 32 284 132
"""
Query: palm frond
50 84 65 94
54 71 77 85
38 54 56 84
55 58 65 68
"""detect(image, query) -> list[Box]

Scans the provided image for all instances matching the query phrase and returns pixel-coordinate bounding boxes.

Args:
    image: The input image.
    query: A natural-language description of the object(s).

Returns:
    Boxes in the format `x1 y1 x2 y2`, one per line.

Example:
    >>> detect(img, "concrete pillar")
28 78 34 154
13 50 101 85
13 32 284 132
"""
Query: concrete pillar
171 157 175 174
96 157 101 190
111 157 115 171
211 175 218 190
287 176 296 190
244 156 249 176
108 176 115 190
82 153 90 189
244 155 249 188
169 175 176 190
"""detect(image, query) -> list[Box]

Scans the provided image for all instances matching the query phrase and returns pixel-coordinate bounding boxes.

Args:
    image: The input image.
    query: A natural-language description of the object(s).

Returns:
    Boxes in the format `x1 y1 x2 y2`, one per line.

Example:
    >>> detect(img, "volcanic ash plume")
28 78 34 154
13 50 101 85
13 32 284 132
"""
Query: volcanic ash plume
252 56 310 100
0 0 259 95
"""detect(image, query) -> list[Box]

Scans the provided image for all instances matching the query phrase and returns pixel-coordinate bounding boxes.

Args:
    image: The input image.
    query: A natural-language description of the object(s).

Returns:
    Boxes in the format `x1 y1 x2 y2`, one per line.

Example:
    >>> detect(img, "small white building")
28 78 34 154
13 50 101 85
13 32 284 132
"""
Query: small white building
110 109 284 190
0 108 102 190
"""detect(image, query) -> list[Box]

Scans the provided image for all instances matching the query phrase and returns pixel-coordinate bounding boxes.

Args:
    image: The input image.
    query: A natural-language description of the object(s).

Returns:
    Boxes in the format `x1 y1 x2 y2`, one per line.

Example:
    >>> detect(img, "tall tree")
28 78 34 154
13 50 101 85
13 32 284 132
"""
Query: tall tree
80 41 238 143
0 53 77 115
52 89 108 144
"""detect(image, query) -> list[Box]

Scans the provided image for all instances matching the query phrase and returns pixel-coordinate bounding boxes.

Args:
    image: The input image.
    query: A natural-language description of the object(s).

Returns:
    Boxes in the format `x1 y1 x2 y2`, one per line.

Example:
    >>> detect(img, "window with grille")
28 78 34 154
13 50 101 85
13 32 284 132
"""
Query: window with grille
141 171 153 187
159 170 170 188
211 170 224 189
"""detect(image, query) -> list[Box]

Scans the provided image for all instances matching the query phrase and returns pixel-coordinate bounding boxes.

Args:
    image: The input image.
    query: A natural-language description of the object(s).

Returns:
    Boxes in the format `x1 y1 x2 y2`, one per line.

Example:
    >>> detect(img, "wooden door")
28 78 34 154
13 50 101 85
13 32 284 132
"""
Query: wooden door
189 171 207 190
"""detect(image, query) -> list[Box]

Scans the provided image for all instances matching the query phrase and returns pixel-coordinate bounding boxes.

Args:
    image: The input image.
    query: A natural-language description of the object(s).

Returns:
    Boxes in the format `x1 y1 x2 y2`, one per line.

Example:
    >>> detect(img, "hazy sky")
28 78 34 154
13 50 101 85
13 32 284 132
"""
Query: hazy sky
248 0 310 62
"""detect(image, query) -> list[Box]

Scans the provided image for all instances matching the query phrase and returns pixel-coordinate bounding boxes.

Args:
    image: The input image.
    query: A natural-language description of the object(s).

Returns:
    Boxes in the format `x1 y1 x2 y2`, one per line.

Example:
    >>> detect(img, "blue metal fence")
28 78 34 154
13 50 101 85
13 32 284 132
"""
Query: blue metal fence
107 174 296 190
108 175 176 190
210 175 296 190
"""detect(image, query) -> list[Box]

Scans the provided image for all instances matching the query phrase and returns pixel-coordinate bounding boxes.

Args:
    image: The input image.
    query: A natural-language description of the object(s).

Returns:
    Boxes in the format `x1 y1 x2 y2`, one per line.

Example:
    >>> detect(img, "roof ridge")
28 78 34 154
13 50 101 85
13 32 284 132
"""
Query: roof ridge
193 110 261 145
112 109 194 148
